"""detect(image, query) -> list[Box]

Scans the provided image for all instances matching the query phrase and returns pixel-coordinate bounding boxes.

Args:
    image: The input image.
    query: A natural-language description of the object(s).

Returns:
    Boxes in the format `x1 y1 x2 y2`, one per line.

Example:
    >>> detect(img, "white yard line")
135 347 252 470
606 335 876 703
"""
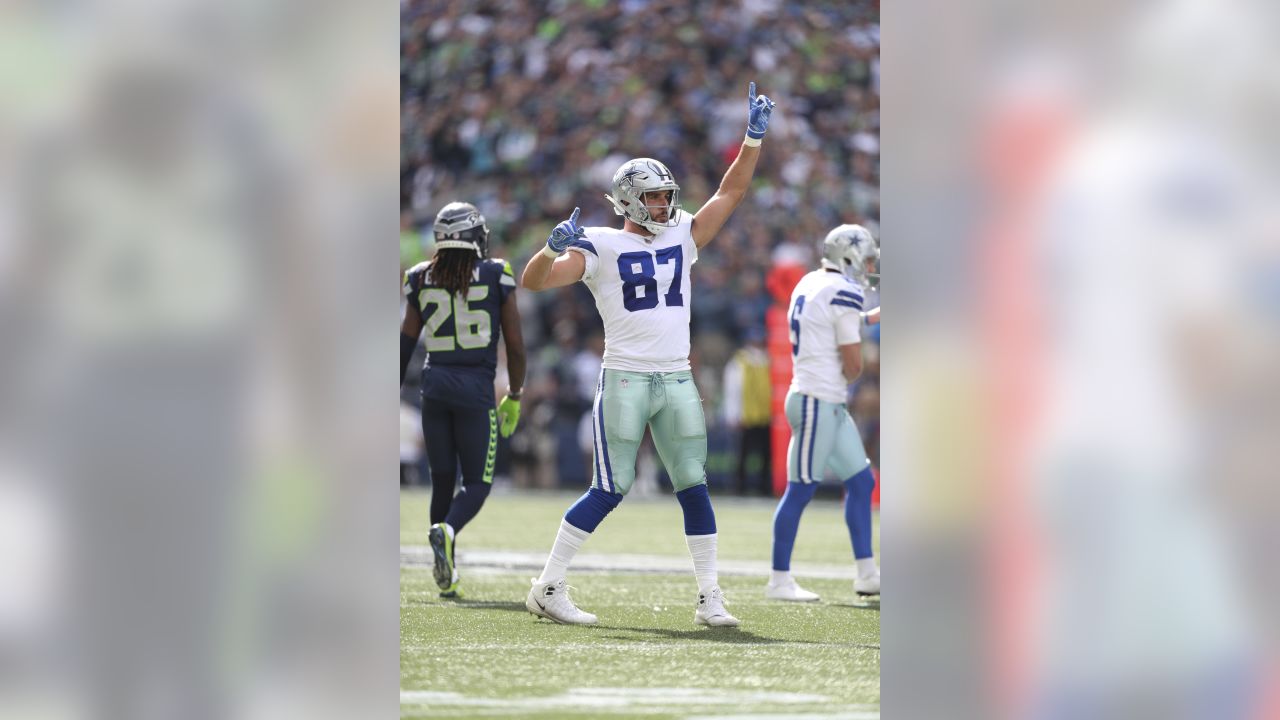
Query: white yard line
685 714 880 720
401 546 859 579
400 687 880 718
401 642 873 652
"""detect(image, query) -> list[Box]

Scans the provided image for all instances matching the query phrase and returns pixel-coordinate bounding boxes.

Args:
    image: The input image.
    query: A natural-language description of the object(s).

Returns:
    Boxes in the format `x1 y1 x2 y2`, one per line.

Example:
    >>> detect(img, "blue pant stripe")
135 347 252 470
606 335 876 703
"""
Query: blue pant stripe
596 369 614 492
806 397 818 482
591 376 602 489
797 395 808 481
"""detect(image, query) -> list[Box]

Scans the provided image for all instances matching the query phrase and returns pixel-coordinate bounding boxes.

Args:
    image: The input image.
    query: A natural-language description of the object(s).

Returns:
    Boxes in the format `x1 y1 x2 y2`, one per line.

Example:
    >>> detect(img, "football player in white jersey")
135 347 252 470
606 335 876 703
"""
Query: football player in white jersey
766 224 882 602
519 83 777 627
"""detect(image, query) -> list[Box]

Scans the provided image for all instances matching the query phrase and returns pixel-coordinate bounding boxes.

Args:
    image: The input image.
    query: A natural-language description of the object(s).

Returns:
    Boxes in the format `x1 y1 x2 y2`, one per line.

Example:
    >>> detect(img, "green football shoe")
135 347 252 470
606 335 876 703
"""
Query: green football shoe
439 581 464 599
428 523 455 591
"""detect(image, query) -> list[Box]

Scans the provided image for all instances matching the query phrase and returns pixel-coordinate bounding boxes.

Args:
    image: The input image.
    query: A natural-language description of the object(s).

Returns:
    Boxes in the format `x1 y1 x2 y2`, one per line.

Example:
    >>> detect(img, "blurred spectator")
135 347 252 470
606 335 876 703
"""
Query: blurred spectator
400 207 428 271
572 333 605 402
573 332 604 479
850 323 880 467
690 264 736 368
548 320 590 487
722 328 773 495
400 402 424 486
730 270 771 342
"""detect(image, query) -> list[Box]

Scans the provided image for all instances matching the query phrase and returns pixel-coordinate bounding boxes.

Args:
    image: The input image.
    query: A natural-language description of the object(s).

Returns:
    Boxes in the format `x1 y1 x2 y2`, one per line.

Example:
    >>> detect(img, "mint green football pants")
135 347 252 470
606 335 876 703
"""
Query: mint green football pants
785 390 871 484
590 369 707 496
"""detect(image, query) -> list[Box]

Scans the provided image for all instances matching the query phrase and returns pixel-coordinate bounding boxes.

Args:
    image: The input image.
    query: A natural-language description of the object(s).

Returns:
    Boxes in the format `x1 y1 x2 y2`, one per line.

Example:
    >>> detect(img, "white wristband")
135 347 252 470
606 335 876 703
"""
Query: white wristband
743 135 762 147
540 245 562 259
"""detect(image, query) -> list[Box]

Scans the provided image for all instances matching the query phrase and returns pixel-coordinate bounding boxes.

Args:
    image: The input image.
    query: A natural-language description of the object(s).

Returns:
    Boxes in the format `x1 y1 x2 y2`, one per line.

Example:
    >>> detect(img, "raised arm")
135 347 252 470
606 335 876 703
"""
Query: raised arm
521 207 587 291
691 82 776 248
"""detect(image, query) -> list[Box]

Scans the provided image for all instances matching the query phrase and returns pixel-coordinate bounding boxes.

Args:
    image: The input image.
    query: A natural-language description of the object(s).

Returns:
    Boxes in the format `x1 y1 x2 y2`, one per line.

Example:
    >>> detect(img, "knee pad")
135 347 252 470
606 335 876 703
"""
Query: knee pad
675 484 717 535
670 459 706 492
564 486 623 533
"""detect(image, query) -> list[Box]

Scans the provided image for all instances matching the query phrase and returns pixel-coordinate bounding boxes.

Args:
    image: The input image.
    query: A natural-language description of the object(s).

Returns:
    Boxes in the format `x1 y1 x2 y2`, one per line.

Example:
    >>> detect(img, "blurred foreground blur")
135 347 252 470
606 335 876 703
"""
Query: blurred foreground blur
885 0 1280 718
0 2 398 719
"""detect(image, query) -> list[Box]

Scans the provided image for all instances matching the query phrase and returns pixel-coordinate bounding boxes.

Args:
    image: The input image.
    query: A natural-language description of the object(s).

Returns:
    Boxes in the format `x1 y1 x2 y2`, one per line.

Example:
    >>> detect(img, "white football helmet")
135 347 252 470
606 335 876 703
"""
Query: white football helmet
432 201 489 257
604 158 682 235
821 224 879 285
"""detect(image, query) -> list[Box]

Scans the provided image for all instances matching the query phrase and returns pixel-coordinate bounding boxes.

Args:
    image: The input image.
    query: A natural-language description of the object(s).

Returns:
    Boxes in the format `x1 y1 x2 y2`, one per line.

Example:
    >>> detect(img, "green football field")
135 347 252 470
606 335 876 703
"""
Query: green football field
401 488 880 719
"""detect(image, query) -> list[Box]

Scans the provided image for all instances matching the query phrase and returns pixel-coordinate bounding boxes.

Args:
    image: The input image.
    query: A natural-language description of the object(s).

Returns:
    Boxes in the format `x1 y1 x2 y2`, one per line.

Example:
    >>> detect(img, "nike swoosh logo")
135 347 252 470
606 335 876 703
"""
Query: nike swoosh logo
677 379 689 384
535 600 546 611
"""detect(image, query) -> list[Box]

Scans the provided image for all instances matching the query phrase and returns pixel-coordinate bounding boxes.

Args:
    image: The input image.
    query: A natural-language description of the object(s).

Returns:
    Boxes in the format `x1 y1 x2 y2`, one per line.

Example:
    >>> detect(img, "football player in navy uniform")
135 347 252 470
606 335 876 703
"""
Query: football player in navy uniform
401 202 526 598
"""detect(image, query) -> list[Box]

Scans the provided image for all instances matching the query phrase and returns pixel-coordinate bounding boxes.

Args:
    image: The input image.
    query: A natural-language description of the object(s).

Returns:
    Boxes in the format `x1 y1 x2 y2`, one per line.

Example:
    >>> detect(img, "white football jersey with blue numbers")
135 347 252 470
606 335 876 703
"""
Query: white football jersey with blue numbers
567 213 698 373
787 269 865 404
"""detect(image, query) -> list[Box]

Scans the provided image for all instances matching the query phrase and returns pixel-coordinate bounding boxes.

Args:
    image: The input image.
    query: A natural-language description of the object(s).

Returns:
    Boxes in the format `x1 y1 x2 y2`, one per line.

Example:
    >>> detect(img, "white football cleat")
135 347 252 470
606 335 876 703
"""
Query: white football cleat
854 572 881 596
526 578 598 625
765 579 820 602
694 586 741 627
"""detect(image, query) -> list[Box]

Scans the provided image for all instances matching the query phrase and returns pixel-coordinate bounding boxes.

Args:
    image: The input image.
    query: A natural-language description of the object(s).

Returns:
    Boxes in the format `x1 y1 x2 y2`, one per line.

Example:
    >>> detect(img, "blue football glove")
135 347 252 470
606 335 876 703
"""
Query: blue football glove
547 206 586 253
746 81 777 140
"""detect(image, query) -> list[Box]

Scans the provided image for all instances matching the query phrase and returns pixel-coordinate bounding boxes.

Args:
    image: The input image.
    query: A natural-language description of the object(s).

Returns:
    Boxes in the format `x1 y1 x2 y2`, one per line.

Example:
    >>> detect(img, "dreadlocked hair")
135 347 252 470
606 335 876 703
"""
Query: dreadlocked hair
429 247 478 297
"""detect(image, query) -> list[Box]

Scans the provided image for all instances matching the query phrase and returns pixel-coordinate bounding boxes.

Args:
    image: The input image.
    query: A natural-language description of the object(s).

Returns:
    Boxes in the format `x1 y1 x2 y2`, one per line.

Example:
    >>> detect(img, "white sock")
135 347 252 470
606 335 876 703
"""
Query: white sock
770 570 792 586
443 523 455 542
536 520 591 584
686 533 719 594
856 557 879 579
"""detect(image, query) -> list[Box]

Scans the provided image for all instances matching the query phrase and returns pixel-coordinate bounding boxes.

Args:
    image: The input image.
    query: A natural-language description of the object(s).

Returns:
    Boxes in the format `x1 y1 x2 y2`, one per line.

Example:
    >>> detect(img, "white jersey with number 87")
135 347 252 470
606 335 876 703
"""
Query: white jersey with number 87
567 214 698 373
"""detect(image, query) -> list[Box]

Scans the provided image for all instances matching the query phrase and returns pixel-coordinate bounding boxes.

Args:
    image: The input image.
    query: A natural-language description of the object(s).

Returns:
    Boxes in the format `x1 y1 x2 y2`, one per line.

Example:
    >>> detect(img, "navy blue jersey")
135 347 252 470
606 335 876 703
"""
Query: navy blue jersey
404 257 516 407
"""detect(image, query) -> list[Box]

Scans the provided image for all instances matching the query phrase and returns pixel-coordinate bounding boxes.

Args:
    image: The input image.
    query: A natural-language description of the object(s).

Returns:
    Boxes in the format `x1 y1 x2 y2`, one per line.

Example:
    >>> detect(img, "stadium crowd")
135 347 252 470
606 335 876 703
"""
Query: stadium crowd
400 0 880 492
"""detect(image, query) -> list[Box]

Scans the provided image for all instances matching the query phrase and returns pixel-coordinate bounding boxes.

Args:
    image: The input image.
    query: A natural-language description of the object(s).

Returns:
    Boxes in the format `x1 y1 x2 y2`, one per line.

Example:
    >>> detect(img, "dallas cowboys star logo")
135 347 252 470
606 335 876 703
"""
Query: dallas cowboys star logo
620 168 646 188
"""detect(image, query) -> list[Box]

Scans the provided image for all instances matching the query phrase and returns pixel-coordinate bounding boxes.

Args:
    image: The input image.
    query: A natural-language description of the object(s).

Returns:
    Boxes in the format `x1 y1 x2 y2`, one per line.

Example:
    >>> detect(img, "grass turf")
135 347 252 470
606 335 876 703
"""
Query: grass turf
401 488 879 719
